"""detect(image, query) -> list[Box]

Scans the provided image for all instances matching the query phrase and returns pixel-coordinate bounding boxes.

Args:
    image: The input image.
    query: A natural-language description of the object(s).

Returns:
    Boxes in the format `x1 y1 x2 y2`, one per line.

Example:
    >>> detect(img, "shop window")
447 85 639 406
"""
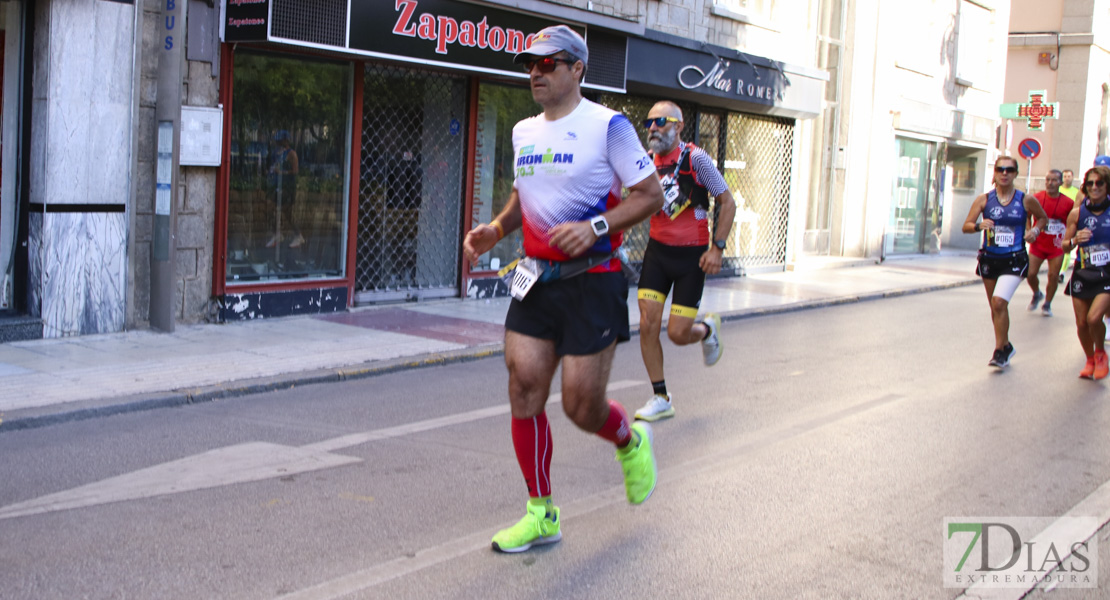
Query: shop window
894 0 939 76
470 82 539 273
955 1 991 88
226 51 351 284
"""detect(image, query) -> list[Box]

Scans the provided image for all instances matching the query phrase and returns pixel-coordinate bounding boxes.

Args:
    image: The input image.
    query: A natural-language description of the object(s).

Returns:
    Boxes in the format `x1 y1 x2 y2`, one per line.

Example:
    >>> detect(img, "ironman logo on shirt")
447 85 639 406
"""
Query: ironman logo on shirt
516 145 575 178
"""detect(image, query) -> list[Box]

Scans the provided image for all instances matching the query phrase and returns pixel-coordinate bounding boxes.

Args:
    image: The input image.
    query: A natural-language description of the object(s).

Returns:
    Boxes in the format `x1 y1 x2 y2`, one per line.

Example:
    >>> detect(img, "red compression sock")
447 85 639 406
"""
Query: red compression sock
511 413 553 498
595 400 633 448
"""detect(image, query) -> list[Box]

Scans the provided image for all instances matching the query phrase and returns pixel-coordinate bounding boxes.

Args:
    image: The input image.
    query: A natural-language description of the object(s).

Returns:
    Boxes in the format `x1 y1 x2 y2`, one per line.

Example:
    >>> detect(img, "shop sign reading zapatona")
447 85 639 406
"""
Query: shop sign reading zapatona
392 0 539 56
224 0 579 77
349 0 578 75
678 58 777 101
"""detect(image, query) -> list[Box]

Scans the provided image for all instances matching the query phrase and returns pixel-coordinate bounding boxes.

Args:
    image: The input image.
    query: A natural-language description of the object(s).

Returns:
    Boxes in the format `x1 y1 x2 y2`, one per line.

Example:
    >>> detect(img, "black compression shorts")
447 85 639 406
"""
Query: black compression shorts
637 238 707 318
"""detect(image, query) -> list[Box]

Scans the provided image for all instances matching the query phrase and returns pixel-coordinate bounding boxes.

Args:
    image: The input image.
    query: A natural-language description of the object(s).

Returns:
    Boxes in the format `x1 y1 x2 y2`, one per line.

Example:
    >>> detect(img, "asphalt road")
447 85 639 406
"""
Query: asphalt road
1 285 1108 600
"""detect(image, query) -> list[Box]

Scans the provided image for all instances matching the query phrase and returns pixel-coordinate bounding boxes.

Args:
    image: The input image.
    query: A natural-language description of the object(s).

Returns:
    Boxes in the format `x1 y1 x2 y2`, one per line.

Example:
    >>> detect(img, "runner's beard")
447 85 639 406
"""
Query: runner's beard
647 128 677 154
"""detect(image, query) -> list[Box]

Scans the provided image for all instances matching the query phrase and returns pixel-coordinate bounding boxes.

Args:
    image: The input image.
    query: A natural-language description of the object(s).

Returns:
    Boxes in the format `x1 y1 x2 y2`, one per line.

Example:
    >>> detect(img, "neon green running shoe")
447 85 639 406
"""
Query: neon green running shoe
617 422 657 504
491 503 562 553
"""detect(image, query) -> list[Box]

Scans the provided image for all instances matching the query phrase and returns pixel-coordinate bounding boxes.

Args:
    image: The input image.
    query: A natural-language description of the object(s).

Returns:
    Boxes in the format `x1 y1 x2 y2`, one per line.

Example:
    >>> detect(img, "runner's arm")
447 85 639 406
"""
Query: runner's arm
699 189 737 275
1062 206 1090 251
1023 195 1049 243
463 188 523 266
547 175 664 257
962 194 990 233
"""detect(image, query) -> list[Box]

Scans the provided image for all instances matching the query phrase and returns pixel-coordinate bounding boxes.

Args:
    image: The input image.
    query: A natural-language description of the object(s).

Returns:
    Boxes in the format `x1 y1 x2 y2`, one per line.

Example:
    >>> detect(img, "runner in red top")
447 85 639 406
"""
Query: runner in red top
1026 169 1074 317
633 100 737 422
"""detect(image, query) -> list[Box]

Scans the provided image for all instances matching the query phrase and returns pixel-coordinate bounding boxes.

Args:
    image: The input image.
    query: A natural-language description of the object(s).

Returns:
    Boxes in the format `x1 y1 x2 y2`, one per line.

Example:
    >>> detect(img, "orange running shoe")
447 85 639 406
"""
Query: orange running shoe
1094 351 1109 380
1079 357 1096 379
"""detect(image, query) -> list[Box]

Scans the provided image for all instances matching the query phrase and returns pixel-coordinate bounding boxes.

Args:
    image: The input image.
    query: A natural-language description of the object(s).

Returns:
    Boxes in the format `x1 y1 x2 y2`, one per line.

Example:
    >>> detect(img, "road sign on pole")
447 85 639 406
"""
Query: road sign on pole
1016 139 1041 191
1017 138 1041 160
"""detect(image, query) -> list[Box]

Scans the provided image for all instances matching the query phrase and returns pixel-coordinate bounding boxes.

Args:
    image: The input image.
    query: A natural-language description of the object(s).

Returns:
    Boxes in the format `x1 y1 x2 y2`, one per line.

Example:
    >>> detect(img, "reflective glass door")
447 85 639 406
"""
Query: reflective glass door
888 138 935 255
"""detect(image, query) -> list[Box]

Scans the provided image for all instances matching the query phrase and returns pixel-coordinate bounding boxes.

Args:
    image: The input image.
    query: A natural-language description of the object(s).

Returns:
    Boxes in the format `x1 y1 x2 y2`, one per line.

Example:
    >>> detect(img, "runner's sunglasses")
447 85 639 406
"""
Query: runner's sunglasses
642 116 681 129
1085 179 1107 188
994 166 1018 174
521 57 575 73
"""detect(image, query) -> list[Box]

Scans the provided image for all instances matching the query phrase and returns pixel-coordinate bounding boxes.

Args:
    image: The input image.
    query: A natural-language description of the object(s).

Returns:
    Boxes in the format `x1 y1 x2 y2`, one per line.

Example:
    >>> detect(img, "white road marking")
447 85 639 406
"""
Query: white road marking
301 379 639 454
275 393 909 600
0 442 361 520
0 380 641 521
956 479 1110 600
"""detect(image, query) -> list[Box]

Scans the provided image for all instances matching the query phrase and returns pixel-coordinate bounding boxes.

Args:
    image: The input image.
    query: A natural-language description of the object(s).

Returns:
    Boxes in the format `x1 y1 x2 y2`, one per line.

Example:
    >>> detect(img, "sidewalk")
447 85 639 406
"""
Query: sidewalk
0 252 980 431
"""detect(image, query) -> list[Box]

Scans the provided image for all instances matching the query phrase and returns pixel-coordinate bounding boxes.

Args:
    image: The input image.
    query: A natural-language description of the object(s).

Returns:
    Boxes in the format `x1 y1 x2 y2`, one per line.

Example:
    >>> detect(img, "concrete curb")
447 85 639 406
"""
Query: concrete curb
0 278 979 433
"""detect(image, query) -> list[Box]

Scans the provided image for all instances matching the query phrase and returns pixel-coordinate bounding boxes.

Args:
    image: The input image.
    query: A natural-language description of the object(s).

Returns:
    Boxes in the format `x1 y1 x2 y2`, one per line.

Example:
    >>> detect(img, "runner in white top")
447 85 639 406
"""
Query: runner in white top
512 98 655 265
461 25 664 554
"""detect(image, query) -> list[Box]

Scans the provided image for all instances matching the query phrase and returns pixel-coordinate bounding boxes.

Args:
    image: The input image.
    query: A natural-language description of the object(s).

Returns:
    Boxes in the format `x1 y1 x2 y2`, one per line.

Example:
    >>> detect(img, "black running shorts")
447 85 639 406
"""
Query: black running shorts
1065 267 1110 299
504 271 630 356
637 239 707 318
976 250 1029 280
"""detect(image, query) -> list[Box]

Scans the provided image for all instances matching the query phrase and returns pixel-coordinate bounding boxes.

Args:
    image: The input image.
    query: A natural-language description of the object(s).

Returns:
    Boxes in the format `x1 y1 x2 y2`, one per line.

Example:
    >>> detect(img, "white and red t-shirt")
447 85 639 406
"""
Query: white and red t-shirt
649 142 730 247
512 99 655 271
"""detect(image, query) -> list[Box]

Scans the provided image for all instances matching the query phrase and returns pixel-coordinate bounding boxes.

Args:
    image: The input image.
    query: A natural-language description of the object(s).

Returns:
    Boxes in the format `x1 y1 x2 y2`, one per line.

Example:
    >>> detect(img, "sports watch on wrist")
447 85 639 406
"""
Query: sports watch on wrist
713 239 727 250
590 215 610 237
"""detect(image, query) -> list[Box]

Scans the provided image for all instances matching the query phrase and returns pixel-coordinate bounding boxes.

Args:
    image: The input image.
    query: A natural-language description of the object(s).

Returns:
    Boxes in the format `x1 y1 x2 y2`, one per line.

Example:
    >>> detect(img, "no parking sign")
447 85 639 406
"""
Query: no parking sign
1018 138 1041 160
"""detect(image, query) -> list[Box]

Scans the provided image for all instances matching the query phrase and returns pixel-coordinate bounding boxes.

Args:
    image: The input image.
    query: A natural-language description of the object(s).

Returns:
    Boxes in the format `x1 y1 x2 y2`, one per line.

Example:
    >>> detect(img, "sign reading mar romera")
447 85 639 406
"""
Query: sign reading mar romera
350 0 580 75
626 37 786 109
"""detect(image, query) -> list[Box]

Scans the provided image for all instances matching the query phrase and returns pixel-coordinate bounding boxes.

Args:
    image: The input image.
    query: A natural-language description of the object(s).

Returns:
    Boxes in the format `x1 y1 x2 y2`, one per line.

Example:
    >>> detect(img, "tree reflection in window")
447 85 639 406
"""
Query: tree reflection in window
227 51 351 283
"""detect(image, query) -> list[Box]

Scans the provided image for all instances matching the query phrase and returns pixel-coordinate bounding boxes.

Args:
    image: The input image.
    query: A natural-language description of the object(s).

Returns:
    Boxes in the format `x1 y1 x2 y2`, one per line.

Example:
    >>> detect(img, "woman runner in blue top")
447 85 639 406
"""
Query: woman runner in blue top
1062 164 1110 380
962 156 1048 369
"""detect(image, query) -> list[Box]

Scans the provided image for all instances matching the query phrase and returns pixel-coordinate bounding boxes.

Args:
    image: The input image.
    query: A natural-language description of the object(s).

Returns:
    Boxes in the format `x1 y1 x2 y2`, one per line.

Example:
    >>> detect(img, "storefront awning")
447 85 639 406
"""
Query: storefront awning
625 31 826 119
222 0 627 92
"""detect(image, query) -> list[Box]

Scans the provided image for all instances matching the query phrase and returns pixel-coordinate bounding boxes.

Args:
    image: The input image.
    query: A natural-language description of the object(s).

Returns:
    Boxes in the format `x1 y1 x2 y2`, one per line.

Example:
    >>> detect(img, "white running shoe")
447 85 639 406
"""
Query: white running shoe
701 313 723 366
1027 290 1044 311
635 393 674 422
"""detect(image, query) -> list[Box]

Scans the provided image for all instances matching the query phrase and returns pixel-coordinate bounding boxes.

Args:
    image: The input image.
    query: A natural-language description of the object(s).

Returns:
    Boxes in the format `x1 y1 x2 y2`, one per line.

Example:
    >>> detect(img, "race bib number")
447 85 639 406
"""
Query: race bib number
1046 219 1066 236
660 178 690 220
992 226 1015 247
1085 244 1110 267
509 258 542 301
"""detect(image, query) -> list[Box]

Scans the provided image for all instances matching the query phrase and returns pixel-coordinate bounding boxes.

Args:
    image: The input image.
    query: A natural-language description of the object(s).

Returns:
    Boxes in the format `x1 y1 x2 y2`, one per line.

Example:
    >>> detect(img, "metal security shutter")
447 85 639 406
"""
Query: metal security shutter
585 31 627 90
271 0 346 47
355 64 468 303
721 113 793 272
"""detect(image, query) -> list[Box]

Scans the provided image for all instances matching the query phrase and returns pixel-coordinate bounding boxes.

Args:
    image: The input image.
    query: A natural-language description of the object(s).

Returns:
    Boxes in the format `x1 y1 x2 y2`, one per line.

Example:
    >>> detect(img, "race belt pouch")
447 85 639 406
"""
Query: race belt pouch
499 252 619 300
